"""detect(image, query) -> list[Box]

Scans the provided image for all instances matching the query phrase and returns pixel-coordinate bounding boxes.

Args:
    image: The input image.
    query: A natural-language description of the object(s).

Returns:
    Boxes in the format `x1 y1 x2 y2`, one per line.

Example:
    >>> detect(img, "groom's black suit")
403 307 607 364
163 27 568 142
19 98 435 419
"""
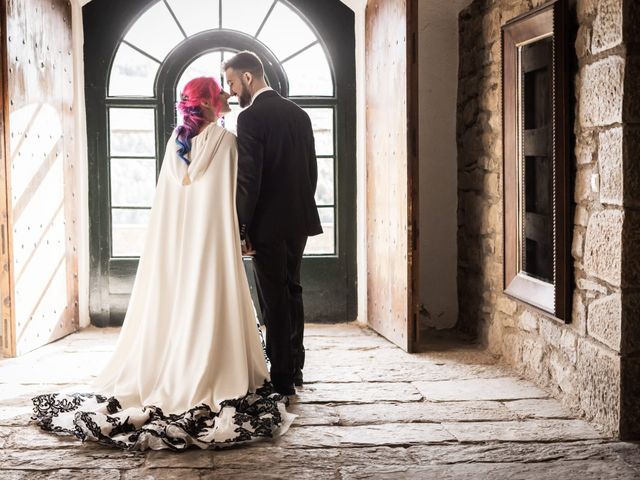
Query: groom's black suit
236 89 322 390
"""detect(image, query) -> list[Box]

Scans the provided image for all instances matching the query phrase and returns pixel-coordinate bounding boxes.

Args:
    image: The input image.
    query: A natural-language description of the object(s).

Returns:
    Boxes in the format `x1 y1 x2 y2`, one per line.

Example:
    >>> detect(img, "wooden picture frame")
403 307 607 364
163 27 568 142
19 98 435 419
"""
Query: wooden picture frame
502 0 571 321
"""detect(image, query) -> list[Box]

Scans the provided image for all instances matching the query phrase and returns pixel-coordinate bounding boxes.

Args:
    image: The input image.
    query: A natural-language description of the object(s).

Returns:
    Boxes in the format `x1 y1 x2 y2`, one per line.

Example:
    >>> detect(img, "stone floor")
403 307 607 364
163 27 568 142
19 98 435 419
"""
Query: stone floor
0 323 639 479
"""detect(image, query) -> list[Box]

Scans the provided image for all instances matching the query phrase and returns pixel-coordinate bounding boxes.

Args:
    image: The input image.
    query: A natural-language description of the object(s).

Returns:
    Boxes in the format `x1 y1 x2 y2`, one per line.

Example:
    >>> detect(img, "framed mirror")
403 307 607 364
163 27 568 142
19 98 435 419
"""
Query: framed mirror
502 0 571 321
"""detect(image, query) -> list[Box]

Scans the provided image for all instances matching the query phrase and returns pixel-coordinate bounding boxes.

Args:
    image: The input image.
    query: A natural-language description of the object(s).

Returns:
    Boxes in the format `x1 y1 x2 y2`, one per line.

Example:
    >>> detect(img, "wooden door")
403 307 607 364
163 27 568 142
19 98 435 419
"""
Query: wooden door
0 0 79 357
0 2 16 357
365 0 419 352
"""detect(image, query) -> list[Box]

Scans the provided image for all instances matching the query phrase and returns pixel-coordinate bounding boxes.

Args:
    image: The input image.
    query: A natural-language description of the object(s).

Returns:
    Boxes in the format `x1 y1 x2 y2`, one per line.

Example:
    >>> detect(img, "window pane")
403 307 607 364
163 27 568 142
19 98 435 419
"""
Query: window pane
124 2 184 62
304 108 334 156
109 43 159 97
305 208 335 255
220 53 244 134
110 158 156 207
176 52 223 99
109 108 156 157
166 0 219 36
220 101 241 135
112 209 150 257
284 44 333 96
315 157 334 206
221 0 273 35
258 1 317 60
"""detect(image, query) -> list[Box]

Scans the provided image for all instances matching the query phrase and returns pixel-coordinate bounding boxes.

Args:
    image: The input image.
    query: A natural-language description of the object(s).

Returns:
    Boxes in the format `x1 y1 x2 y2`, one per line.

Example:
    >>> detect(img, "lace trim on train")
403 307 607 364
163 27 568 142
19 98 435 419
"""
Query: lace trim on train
31 382 288 451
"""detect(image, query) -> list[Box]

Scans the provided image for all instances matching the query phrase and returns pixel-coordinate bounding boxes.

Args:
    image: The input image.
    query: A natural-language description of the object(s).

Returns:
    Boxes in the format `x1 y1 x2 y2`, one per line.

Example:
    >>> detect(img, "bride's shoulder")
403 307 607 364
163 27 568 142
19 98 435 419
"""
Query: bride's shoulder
219 127 237 144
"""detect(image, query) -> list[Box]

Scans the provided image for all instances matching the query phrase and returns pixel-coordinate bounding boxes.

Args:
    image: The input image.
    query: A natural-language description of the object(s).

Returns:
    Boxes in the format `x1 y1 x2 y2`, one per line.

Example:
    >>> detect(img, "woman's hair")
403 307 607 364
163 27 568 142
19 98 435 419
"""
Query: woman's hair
175 76 222 164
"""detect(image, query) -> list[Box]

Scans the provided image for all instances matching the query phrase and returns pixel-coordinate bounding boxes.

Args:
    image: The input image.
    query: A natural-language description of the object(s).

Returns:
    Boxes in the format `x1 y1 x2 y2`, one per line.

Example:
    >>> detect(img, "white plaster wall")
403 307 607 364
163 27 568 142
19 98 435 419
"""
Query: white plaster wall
418 0 471 329
70 0 90 328
338 0 367 325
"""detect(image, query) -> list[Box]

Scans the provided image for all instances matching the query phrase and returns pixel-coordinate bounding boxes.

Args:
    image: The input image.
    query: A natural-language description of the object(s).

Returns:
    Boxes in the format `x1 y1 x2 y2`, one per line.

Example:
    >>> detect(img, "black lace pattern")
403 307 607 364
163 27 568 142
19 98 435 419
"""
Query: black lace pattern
31 381 290 451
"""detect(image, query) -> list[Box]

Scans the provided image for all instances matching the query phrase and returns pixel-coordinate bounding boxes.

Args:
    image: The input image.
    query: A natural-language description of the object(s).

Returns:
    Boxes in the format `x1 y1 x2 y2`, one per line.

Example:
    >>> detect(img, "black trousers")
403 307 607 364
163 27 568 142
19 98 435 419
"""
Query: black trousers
251 236 307 387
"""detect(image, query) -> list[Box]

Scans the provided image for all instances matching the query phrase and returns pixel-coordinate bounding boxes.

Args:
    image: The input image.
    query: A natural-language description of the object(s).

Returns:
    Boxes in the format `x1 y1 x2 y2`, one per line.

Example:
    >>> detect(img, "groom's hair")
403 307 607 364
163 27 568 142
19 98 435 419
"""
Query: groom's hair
223 51 265 79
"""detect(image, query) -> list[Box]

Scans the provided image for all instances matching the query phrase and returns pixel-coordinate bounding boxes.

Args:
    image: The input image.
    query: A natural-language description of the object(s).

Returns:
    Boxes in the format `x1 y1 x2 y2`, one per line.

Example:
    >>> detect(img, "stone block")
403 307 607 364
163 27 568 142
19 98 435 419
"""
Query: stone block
560 330 579 363
575 24 592 58
598 127 624 205
571 292 588 336
484 172 500 198
295 382 422 404
504 398 574 419
575 166 594 202
408 441 632 466
575 205 589 227
496 295 517 315
572 229 585 260
278 423 456 448
587 293 622 351
413 377 548 402
579 56 625 128
518 310 539 333
576 131 596 165
577 278 609 295
583 209 623 286
577 0 598 22
502 332 524 367
576 337 621 435
442 419 603 443
591 0 623 54
539 317 562 349
522 337 545 376
548 351 578 398
335 401 513 426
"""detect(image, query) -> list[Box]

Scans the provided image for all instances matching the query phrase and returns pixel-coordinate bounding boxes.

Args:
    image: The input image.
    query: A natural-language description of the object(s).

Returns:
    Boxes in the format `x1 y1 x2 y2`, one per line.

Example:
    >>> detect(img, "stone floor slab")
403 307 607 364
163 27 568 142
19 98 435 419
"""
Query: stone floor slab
287 403 340 426
294 382 423 404
339 460 640 480
277 423 456 448
0 469 122 480
442 419 605 442
413 377 549 401
504 398 575 419
0 323 634 478
4 426 87 449
0 449 145 470
406 441 628 464
335 400 514 425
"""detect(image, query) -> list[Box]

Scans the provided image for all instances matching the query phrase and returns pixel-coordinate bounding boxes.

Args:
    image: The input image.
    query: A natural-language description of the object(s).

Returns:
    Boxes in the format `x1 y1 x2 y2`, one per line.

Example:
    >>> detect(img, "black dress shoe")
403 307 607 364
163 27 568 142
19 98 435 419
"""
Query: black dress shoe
293 370 303 387
273 383 296 396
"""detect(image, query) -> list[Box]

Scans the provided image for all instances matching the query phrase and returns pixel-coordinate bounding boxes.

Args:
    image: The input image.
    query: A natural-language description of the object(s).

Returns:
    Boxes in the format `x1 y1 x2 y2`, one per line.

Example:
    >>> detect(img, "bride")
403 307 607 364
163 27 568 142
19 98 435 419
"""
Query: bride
31 76 295 451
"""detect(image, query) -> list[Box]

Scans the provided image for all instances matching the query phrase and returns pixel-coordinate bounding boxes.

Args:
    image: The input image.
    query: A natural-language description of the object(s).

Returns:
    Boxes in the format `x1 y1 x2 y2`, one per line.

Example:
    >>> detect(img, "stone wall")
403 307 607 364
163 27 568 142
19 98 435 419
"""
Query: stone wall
457 0 640 438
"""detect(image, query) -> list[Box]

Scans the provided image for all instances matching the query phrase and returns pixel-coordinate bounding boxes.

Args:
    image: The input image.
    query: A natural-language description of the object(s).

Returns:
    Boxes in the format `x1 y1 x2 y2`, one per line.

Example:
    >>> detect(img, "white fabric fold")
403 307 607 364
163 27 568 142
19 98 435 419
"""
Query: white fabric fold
92 123 274 414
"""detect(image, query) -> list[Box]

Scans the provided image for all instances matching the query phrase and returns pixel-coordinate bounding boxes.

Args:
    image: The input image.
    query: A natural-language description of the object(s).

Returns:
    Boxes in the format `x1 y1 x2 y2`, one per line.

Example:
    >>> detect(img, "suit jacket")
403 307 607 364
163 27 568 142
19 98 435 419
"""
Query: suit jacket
236 90 323 242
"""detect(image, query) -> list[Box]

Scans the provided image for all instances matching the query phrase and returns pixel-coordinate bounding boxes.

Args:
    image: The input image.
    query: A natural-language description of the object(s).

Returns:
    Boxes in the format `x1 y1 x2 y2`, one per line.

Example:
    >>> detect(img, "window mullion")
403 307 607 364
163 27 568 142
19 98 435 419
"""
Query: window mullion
163 0 188 39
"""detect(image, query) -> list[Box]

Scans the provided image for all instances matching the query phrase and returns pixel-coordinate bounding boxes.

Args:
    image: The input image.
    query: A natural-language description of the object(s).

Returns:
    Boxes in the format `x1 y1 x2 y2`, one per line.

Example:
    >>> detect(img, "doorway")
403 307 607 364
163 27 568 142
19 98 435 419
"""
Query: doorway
84 0 356 325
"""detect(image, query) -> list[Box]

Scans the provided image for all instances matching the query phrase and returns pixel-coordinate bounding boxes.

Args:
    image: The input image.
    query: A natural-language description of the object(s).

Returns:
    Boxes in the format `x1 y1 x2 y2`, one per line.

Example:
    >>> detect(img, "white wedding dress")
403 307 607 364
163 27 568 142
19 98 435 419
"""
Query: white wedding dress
32 123 295 450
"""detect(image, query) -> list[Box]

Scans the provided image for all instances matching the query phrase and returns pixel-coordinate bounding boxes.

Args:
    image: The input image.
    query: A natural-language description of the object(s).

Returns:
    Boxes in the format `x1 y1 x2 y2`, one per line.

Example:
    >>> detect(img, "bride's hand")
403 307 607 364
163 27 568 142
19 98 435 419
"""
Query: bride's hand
241 238 256 256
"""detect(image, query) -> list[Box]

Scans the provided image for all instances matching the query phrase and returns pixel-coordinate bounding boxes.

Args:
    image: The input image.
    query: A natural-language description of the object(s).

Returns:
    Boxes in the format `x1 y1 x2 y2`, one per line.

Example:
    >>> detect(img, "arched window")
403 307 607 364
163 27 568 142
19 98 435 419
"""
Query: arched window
85 0 355 325
106 0 336 257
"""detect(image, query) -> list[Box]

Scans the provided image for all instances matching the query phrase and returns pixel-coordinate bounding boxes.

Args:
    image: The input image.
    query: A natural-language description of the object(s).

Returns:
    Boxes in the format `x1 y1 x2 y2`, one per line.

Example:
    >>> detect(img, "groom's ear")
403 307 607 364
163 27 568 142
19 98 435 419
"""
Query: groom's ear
243 71 254 85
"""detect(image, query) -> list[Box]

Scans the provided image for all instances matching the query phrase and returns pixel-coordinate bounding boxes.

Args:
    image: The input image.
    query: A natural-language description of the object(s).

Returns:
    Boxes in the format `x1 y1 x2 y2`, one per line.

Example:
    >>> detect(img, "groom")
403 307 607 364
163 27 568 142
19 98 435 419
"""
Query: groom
224 51 322 395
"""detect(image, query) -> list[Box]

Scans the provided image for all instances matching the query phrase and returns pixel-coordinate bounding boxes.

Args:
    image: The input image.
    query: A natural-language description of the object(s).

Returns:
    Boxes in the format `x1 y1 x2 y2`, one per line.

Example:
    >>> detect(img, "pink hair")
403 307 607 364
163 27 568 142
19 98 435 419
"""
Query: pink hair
175 76 222 164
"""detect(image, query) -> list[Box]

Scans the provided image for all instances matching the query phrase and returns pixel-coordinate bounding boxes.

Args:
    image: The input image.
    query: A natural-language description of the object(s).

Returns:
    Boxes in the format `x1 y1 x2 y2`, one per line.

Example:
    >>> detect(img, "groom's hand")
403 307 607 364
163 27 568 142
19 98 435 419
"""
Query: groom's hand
241 237 256 257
